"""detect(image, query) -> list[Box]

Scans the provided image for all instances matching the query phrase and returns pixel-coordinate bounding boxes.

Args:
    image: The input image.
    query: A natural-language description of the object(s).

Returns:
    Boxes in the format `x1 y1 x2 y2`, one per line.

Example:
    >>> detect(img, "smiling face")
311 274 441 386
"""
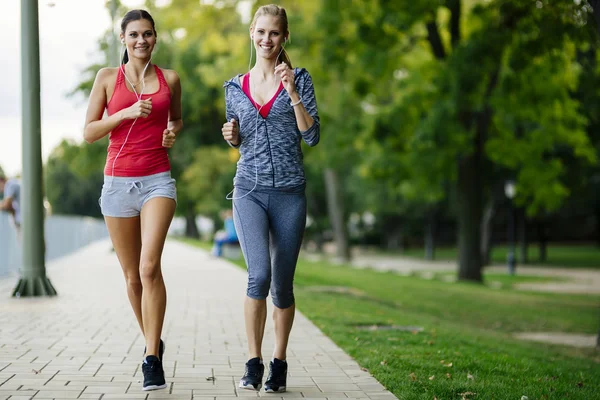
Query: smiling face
251 15 287 60
121 18 156 61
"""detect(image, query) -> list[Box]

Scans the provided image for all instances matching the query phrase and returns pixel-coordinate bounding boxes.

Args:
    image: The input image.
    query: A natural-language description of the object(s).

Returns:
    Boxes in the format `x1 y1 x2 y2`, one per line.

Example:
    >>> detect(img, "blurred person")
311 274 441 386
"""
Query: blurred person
211 209 239 257
0 175 21 238
83 9 182 391
221 4 320 393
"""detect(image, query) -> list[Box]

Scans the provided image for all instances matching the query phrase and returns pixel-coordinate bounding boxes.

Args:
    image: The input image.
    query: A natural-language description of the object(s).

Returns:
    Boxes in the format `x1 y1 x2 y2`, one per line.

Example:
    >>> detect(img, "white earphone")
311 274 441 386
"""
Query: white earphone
108 39 152 184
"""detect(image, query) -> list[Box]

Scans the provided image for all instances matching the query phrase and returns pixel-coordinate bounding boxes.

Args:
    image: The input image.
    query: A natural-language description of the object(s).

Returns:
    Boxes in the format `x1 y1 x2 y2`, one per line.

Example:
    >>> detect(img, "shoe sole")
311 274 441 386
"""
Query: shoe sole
142 383 168 391
239 382 262 391
264 386 286 393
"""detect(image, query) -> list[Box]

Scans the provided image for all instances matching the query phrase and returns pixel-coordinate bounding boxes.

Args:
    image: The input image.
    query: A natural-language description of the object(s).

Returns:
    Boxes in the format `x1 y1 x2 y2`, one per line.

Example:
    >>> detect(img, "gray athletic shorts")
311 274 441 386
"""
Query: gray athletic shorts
99 171 177 218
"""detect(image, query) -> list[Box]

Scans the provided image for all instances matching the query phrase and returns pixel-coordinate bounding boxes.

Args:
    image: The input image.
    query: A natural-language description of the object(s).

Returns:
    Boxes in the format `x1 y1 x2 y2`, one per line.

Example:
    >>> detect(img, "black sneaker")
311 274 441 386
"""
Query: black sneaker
141 355 167 391
239 357 264 391
144 339 165 360
264 358 287 393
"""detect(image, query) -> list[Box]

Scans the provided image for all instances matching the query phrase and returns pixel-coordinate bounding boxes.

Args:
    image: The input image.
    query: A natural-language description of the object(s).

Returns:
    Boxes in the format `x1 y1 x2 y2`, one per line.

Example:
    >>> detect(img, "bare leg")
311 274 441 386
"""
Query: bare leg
105 216 143 334
139 197 176 357
245 296 267 360
272 303 295 360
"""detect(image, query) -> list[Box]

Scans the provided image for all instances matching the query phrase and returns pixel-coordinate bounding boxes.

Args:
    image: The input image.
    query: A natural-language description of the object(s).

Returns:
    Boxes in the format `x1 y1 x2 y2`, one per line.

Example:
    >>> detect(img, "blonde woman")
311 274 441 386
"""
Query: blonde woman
222 4 320 393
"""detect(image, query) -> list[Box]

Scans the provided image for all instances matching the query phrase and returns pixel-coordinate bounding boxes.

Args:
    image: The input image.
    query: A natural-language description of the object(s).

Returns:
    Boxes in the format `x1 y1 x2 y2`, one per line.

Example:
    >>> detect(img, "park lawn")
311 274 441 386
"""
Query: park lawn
399 244 600 269
428 271 568 290
293 260 600 399
177 237 213 251
182 239 600 399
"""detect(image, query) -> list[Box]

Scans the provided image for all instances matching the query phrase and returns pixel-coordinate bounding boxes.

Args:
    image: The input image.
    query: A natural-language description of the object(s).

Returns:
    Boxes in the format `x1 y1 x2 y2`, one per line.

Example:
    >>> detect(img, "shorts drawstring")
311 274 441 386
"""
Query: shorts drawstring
126 181 144 194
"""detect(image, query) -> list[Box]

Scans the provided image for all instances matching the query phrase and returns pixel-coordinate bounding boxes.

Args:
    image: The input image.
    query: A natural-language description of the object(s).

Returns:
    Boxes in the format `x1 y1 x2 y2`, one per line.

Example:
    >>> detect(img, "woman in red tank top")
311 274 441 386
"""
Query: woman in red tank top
83 9 182 391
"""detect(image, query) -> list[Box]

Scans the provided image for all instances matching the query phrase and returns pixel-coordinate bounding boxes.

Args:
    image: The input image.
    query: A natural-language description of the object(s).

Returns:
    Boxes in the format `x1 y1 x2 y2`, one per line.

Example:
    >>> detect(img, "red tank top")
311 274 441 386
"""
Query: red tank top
242 72 284 118
104 65 171 177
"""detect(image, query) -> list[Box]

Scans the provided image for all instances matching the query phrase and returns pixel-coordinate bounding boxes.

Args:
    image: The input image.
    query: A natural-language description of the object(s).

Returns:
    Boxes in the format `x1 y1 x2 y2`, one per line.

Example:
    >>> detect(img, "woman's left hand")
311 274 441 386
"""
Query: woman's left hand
275 62 296 95
162 129 176 148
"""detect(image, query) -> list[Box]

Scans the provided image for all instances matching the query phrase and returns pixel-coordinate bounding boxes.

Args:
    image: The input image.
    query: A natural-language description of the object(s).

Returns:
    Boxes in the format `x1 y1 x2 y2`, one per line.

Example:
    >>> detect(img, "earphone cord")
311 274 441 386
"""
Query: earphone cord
108 44 151 187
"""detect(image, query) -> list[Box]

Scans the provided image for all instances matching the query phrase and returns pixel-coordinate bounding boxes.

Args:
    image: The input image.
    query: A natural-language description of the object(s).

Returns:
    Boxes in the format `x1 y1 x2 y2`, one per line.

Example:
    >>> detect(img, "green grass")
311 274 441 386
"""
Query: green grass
181 239 600 399
398 244 600 269
428 271 568 290
174 236 213 251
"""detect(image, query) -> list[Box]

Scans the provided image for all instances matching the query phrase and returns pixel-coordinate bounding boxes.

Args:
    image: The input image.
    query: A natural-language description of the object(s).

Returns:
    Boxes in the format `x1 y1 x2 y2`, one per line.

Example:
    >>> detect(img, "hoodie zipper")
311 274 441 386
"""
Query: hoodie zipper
227 79 277 186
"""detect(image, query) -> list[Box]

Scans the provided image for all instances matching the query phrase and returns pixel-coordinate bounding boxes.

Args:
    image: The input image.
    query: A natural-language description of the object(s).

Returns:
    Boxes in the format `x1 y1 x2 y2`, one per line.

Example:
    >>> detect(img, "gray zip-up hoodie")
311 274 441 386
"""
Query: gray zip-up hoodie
224 68 320 188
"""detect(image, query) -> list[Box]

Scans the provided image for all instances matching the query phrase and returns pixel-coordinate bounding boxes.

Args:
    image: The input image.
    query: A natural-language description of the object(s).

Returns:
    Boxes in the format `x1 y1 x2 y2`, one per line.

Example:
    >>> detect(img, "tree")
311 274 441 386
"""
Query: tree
316 0 596 281
582 0 600 352
179 146 237 227
45 140 105 218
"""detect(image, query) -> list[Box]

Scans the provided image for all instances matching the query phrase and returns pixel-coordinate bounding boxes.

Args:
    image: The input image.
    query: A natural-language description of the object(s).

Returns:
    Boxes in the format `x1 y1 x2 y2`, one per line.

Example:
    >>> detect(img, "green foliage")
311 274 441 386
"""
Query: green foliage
313 0 599 253
179 146 237 221
45 139 106 217
59 0 600 246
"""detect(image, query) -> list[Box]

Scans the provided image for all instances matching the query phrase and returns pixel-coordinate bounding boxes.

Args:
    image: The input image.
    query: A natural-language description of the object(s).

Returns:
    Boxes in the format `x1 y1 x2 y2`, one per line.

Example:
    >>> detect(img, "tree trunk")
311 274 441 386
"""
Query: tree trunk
537 219 548 262
324 168 351 262
480 197 495 266
517 208 528 264
587 0 600 349
381 214 404 251
425 212 437 260
185 211 200 239
314 233 325 252
386 229 403 251
456 47 500 281
596 205 600 247
590 0 600 37
457 153 483 282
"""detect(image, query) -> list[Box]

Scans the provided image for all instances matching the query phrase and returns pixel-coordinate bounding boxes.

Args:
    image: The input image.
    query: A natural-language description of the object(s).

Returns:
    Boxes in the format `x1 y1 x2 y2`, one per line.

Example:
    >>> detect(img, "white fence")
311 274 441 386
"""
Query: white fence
0 212 109 277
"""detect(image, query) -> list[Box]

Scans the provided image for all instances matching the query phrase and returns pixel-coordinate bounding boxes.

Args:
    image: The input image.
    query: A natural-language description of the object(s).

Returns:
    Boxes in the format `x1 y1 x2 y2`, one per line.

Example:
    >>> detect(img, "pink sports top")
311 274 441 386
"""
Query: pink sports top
104 65 171 177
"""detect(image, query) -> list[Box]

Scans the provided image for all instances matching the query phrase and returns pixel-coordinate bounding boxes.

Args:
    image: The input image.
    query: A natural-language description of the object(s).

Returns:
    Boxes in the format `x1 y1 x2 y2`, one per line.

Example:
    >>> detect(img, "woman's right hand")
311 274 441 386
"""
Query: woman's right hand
222 119 240 145
121 98 153 120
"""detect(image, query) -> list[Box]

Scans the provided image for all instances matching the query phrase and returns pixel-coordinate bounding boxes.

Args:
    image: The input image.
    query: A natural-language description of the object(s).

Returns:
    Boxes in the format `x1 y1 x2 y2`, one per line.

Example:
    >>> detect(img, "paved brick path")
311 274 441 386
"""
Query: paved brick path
0 240 397 400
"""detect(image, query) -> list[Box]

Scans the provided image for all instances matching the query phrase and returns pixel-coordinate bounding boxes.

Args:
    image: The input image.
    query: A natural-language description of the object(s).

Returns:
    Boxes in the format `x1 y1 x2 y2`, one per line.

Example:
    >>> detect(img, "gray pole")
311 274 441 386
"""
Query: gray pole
109 0 120 66
13 0 56 297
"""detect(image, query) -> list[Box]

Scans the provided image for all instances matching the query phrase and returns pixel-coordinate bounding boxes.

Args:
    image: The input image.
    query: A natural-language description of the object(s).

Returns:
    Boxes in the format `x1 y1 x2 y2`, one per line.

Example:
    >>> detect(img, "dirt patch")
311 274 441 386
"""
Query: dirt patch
514 332 598 348
302 285 400 309
353 324 424 332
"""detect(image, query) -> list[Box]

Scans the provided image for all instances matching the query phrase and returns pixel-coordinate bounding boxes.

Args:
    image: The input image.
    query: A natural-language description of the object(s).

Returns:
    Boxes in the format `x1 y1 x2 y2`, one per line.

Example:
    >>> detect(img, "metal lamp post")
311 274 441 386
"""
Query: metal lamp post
13 0 56 297
504 180 516 276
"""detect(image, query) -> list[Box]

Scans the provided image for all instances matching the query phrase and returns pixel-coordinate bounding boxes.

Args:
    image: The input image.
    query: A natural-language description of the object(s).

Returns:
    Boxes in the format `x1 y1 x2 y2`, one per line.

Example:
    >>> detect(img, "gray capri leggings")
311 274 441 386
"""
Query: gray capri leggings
232 179 306 309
